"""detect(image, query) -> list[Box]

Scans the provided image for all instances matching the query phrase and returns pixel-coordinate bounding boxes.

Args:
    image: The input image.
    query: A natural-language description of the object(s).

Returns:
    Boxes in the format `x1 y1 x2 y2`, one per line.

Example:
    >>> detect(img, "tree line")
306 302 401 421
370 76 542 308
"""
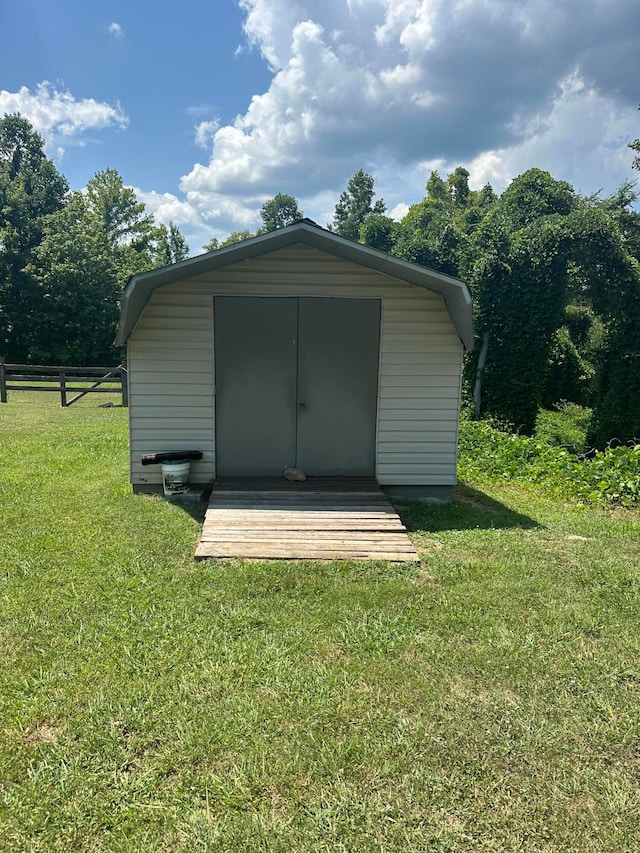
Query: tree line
358 165 640 450
0 114 189 367
2 112 639 447
206 165 640 449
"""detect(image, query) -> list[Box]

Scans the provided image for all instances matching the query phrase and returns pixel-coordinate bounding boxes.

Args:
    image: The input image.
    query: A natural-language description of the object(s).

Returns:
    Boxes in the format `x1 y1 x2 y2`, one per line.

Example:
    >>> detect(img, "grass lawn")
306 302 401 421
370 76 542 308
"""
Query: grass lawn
1 394 639 851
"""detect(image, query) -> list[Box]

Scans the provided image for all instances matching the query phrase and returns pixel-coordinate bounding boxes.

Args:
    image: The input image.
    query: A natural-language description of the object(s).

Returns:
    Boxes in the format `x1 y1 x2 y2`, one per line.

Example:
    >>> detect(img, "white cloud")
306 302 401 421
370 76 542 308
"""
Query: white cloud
163 0 640 241
464 72 639 197
389 202 410 221
0 82 128 152
108 22 124 38
181 0 640 230
239 0 309 70
133 188 204 228
194 119 220 149
134 186 263 254
181 16 392 199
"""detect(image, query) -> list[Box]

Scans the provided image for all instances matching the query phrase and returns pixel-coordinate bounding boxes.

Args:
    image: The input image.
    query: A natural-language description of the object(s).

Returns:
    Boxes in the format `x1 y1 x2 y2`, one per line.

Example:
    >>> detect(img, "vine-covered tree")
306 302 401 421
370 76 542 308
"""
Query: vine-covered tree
469 206 573 432
574 208 640 447
424 167 473 216
393 202 462 276
499 167 575 228
541 305 603 409
466 171 596 432
393 167 491 278
468 177 640 442
345 162 639 444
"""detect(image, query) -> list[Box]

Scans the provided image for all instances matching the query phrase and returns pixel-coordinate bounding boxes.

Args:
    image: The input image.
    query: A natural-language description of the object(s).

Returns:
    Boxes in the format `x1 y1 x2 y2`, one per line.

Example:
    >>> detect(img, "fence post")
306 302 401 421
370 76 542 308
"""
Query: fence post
59 369 67 407
0 360 6 403
120 365 128 408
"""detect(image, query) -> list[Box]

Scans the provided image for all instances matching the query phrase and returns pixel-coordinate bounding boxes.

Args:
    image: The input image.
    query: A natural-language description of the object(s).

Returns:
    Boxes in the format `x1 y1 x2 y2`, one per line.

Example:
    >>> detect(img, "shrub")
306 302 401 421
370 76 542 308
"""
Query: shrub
459 418 639 507
535 404 591 454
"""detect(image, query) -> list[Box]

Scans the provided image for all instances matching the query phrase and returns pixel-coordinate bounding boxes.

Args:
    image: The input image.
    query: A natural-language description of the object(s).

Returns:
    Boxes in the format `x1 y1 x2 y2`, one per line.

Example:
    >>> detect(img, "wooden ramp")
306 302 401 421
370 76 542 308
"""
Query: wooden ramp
195 477 419 562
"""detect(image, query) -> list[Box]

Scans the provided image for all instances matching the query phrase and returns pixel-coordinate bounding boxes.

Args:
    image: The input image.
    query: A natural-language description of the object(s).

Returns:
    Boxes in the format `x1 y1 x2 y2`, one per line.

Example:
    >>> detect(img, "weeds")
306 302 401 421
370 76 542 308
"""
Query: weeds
460 418 640 507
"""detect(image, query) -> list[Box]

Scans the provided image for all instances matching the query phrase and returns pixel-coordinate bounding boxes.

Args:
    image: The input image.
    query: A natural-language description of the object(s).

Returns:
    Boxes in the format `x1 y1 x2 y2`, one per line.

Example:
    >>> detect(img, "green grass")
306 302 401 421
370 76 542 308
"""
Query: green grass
1 394 639 851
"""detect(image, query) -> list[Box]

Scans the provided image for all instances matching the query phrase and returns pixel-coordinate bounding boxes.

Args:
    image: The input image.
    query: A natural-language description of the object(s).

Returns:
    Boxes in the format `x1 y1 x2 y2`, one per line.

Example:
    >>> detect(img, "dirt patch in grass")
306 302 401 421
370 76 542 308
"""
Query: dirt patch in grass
23 722 62 745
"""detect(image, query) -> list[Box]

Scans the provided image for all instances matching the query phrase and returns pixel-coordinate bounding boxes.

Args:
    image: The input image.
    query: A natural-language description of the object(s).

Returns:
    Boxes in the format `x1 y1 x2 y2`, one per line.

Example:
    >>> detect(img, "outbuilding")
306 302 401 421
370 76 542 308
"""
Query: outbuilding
116 219 473 501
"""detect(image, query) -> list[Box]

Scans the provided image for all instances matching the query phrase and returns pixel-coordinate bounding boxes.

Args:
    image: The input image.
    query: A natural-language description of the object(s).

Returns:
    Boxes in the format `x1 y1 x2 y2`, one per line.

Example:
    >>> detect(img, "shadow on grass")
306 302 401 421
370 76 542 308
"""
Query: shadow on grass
395 483 542 533
156 483 540 536
136 490 209 524
168 495 209 523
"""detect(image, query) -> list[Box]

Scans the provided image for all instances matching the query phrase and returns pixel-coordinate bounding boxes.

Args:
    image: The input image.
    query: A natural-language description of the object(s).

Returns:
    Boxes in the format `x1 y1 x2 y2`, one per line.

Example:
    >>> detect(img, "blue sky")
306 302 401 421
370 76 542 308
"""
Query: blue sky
0 2 270 188
2 0 640 253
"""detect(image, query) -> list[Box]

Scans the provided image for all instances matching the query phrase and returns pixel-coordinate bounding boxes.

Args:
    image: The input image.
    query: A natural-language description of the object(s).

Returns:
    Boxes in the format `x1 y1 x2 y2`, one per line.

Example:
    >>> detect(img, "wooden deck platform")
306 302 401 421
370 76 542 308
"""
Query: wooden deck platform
195 477 419 562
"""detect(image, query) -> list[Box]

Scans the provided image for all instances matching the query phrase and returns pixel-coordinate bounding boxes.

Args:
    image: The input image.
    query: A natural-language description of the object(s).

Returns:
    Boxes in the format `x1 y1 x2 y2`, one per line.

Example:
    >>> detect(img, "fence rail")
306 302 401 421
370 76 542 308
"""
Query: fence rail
0 362 128 407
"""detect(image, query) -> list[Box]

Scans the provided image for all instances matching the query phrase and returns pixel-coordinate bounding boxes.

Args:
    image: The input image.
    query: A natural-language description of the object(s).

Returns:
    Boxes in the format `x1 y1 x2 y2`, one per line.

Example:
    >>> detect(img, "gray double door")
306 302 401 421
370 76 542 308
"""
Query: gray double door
214 296 381 477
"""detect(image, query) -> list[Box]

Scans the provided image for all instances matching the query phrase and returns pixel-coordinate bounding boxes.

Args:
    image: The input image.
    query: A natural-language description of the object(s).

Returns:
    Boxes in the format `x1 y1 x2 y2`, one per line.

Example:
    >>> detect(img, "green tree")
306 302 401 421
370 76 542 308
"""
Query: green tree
359 214 397 253
203 230 254 252
466 171 583 432
258 193 303 233
447 166 471 210
393 201 462 276
541 305 603 409
86 168 157 279
499 167 575 229
425 170 448 205
25 192 121 364
392 168 487 278
152 222 190 267
470 210 573 432
331 170 386 241
424 167 473 215
0 113 68 361
25 176 178 365
589 181 640 263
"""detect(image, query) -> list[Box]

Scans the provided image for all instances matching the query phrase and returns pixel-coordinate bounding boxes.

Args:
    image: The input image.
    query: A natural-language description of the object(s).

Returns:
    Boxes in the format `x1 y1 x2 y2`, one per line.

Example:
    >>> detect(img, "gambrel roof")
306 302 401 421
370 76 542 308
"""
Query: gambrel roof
116 219 473 349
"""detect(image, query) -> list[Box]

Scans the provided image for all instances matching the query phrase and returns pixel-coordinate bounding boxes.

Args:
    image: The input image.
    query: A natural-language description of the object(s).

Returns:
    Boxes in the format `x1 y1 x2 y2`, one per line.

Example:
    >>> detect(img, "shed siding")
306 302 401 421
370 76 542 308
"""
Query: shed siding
128 294 215 487
127 246 462 487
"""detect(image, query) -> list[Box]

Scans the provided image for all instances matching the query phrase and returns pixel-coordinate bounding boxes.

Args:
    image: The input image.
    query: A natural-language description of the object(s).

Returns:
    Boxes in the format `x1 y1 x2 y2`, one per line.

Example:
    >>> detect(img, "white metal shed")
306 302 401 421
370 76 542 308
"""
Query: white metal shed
116 220 473 501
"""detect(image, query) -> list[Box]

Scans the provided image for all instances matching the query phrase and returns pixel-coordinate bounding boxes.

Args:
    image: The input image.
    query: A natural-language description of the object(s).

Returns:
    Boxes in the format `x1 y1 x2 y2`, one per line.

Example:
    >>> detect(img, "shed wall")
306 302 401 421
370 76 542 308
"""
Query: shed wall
127 245 463 488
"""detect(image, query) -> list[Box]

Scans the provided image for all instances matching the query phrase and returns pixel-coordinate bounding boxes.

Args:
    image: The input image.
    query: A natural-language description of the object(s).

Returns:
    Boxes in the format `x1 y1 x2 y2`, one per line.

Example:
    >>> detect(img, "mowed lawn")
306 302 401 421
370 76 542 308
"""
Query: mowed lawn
1 394 639 852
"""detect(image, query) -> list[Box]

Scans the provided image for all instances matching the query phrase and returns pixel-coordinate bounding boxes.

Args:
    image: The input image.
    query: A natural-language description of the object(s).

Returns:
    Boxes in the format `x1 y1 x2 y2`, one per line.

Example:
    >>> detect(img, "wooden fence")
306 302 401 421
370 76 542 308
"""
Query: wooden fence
0 363 128 407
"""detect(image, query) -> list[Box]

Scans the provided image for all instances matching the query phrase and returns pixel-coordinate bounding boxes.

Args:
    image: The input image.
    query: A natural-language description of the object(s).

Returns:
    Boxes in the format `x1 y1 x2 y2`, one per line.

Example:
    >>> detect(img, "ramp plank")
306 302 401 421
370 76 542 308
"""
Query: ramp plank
195 477 418 563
